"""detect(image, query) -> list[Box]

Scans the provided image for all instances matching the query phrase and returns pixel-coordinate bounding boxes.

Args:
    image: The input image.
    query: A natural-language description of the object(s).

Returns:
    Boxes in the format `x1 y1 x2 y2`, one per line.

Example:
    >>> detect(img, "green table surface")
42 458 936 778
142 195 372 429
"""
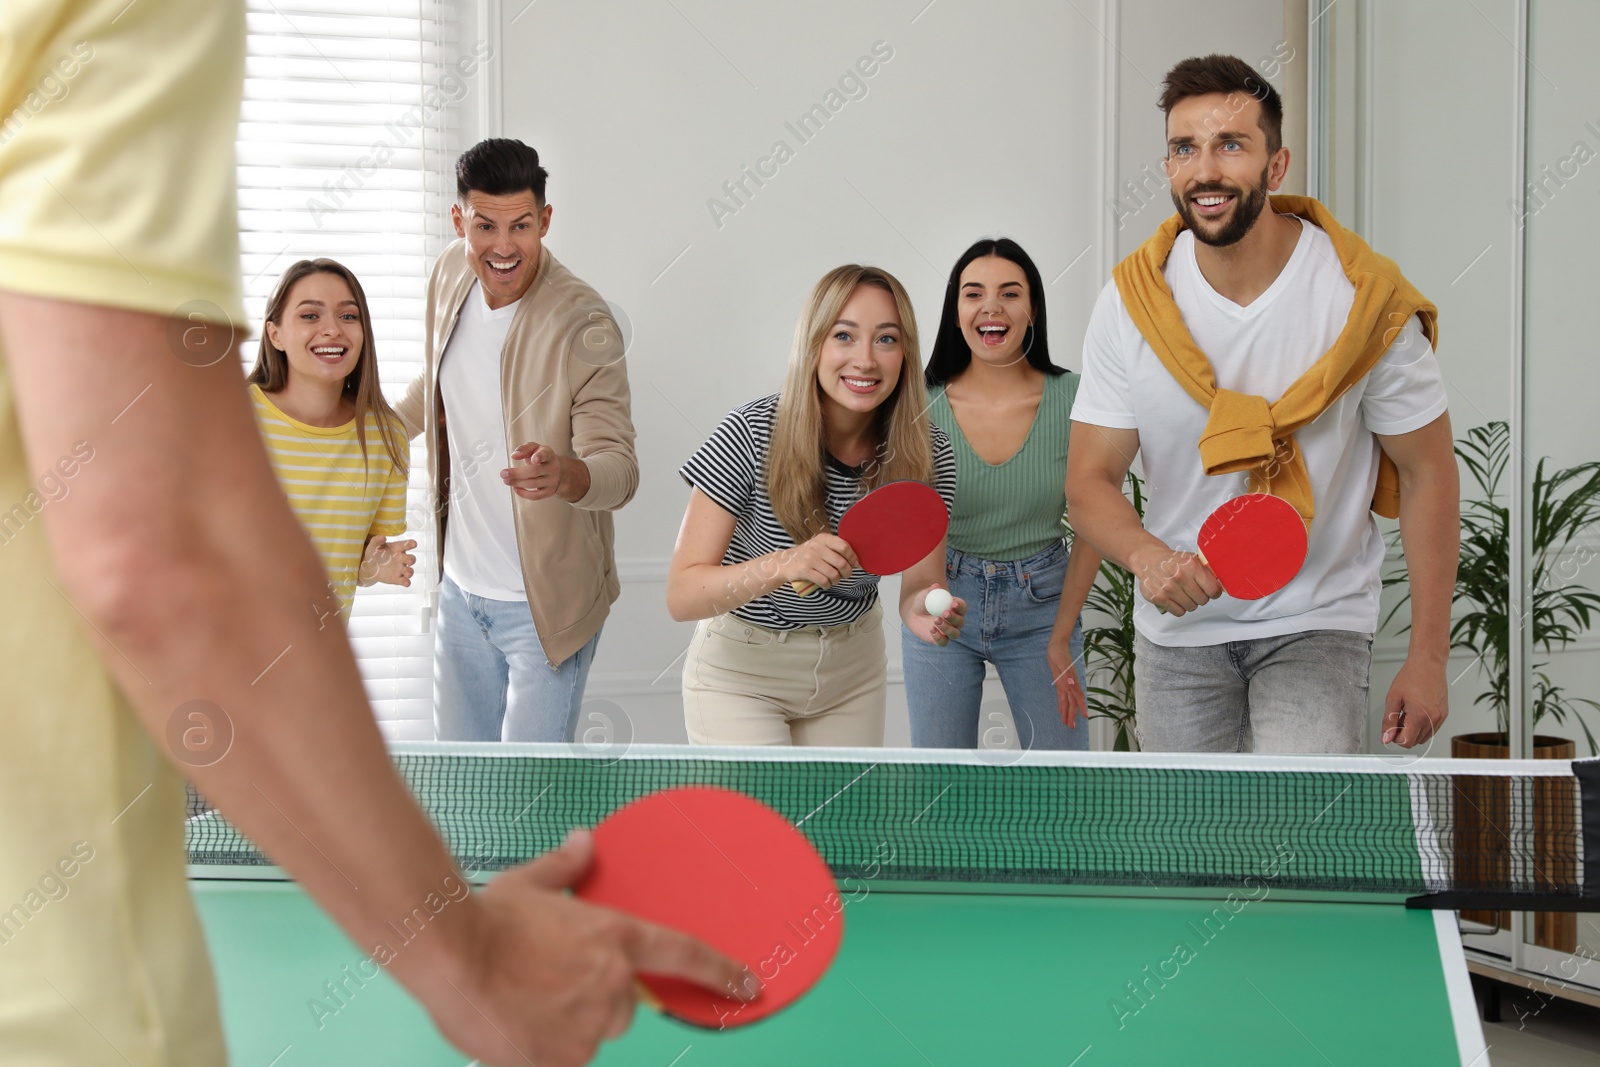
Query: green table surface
195 880 1475 1066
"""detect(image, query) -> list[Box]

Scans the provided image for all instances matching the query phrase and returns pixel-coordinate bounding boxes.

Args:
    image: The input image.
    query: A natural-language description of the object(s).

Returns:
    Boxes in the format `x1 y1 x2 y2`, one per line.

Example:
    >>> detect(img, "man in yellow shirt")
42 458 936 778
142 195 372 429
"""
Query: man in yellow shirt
0 4 741 1065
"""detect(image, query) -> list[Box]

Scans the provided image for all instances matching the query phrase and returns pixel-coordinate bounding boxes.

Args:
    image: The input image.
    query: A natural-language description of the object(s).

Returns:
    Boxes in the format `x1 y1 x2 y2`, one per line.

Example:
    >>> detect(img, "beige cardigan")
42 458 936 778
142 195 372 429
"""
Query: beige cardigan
396 241 637 666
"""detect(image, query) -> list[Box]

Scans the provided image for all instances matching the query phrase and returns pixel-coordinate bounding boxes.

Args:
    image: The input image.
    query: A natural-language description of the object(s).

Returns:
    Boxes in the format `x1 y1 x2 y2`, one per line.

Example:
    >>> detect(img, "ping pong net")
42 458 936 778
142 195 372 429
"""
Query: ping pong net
187 745 1600 912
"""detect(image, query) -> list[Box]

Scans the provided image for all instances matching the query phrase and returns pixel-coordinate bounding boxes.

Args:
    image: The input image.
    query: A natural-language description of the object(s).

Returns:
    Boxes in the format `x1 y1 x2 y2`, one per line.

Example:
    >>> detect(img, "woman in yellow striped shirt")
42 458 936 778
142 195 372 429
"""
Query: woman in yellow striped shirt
247 259 415 619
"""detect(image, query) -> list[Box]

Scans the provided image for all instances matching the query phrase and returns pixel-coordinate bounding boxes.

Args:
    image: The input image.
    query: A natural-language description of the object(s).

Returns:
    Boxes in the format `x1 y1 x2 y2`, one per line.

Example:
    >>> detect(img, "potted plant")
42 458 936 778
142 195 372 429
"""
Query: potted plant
1080 471 1146 751
1383 420 1600 949
1383 420 1600 751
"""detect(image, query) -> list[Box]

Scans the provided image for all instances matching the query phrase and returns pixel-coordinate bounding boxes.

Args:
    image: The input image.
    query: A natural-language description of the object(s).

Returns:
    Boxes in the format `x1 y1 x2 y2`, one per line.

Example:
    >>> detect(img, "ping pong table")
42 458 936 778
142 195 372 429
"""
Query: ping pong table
194 879 1482 1065
187 745 1583 1066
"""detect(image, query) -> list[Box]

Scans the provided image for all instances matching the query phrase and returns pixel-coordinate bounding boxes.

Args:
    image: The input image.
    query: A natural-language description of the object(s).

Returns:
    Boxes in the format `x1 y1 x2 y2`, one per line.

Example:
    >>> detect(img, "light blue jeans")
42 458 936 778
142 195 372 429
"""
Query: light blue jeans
433 575 600 742
1132 630 1373 753
902 540 1089 750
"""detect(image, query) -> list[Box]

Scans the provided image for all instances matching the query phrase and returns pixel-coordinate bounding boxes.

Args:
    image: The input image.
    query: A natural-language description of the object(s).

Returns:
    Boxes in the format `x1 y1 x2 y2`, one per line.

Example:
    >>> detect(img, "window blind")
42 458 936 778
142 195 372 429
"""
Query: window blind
239 1 472 737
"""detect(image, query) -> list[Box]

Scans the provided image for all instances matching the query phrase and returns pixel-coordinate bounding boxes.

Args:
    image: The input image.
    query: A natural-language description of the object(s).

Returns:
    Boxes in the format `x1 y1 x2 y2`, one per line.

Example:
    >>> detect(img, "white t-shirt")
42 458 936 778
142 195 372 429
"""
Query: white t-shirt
1073 219 1447 646
439 282 526 600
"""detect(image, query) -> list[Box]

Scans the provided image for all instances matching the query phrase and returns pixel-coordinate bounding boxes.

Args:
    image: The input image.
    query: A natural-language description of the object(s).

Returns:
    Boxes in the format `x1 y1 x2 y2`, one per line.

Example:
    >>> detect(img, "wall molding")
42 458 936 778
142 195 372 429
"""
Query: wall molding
1098 0 1120 277
479 0 503 137
1509 0 1532 758
1356 0 1374 239
1304 0 1323 200
591 639 1594 693
1372 634 1600 667
616 557 672 584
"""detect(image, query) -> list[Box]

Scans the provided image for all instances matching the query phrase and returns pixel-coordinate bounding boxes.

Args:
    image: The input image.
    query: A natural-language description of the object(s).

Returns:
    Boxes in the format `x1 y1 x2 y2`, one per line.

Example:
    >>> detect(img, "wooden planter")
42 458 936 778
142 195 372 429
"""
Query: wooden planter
1451 732 1578 952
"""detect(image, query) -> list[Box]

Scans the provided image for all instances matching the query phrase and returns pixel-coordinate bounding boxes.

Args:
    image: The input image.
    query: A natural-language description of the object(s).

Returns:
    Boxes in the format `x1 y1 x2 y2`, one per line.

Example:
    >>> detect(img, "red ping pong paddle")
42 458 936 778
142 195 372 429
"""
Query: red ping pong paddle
1198 492 1308 599
573 786 843 1029
1159 493 1307 610
791 479 949 596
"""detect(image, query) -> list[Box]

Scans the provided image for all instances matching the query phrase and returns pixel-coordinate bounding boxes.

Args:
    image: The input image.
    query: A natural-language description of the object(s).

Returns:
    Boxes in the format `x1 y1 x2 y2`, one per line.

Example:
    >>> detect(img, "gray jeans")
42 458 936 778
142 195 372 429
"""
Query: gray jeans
1133 630 1374 753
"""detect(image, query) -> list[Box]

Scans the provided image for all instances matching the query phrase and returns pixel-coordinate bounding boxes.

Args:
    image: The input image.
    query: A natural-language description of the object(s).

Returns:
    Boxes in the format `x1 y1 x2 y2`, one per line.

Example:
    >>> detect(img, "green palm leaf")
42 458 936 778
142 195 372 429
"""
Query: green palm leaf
1381 421 1600 752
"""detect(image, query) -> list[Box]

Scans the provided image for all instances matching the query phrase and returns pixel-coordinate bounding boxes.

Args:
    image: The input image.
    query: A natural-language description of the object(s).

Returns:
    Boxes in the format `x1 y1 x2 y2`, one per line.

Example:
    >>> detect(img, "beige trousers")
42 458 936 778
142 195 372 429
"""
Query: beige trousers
682 602 887 746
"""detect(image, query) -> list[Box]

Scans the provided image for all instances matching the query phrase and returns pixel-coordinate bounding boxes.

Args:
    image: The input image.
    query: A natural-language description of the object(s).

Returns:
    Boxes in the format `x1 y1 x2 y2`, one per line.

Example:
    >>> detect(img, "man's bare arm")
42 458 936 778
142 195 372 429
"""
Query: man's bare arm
0 295 742 1067
1064 423 1144 566
1065 422 1220 614
1376 412 1459 748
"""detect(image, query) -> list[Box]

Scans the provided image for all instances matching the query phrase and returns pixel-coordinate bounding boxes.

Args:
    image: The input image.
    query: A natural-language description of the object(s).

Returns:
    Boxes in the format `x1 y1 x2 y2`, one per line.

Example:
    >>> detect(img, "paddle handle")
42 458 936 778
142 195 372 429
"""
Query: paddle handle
789 579 817 597
635 979 663 1012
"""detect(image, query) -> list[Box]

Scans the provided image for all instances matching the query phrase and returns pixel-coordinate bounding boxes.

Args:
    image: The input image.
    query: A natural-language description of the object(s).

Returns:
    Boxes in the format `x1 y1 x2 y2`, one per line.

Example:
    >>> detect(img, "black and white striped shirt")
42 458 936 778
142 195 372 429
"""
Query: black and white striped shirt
679 394 957 630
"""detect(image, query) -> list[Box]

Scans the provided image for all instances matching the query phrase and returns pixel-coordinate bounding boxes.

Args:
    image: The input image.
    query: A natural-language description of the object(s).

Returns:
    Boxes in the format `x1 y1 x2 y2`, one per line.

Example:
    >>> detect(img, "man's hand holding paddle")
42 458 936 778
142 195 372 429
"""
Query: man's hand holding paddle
1131 495 1309 615
1130 541 1223 616
424 829 750 1067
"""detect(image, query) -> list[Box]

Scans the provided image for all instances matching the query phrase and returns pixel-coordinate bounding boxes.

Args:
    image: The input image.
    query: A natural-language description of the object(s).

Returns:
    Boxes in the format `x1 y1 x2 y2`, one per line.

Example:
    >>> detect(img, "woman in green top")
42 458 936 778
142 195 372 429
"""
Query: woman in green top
903 238 1104 749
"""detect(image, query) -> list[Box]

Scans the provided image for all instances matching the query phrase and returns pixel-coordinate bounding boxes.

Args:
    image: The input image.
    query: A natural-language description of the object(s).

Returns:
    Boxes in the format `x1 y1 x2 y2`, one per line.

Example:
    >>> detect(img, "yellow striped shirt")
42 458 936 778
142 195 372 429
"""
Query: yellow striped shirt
250 384 409 617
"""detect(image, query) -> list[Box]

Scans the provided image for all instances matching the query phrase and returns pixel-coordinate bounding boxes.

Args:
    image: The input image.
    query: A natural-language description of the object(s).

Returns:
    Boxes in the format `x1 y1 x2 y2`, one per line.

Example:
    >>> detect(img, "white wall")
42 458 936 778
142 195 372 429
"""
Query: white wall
1361 0 1521 747
1522 0 1600 745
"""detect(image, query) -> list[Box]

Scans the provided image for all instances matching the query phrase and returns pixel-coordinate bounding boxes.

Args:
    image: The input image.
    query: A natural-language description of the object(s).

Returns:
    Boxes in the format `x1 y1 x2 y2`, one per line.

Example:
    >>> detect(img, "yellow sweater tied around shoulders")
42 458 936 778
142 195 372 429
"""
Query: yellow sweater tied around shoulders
1112 195 1437 530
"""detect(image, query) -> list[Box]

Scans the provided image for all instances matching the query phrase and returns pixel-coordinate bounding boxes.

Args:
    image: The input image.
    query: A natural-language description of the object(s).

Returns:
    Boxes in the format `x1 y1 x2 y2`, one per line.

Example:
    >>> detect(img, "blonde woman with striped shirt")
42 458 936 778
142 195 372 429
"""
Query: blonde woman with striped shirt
669 265 963 746
248 259 415 620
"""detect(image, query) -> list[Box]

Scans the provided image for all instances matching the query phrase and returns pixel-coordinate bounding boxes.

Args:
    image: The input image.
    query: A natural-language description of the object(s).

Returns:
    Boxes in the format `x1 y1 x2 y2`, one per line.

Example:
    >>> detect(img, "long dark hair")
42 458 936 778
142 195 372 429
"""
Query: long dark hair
924 238 1065 388
247 258 408 478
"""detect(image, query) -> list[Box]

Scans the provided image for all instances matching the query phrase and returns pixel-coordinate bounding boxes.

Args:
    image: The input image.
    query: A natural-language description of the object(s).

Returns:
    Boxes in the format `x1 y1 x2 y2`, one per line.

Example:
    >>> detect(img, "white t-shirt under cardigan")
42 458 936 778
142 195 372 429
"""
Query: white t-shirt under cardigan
680 393 958 631
1072 218 1448 647
439 282 525 601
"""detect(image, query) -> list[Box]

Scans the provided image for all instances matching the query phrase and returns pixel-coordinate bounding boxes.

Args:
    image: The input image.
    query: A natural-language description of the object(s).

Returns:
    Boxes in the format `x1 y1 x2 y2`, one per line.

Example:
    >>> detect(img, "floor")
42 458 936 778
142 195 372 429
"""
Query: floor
1474 979 1600 1065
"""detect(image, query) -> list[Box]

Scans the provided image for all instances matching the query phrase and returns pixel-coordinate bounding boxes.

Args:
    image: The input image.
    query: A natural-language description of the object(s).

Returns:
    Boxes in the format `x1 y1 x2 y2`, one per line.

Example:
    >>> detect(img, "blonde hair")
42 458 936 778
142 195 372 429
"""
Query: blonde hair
767 265 935 541
248 259 408 480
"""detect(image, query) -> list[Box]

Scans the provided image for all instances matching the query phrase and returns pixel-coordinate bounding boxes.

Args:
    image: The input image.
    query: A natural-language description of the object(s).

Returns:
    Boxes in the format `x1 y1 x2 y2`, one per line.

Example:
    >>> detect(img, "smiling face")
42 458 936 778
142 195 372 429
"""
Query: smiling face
451 189 553 308
1164 92 1288 247
956 255 1034 368
264 271 363 387
815 283 905 424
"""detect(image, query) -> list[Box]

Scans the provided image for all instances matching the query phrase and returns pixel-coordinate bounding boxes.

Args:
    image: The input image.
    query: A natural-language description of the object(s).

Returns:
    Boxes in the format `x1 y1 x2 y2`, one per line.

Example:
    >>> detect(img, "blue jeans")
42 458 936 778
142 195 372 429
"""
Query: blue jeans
1132 630 1372 753
902 540 1089 750
433 575 600 742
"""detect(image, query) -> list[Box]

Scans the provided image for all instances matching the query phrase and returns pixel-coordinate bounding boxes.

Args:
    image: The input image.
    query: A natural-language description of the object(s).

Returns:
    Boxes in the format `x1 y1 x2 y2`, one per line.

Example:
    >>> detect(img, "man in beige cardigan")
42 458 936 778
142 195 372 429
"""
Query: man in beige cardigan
397 139 636 742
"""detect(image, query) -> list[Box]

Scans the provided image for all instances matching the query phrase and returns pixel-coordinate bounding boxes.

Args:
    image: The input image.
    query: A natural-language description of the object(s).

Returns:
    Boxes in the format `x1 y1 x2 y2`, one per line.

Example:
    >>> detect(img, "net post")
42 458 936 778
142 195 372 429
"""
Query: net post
1574 758 1600 897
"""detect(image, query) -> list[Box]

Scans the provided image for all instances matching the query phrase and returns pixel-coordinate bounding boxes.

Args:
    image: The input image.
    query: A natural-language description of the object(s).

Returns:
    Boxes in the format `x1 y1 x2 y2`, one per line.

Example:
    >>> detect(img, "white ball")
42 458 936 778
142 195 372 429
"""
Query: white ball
923 588 954 617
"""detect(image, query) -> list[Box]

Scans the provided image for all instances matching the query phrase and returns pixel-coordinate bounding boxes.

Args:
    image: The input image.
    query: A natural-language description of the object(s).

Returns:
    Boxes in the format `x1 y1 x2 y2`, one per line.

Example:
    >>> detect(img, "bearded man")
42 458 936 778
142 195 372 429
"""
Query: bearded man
1066 54 1459 754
